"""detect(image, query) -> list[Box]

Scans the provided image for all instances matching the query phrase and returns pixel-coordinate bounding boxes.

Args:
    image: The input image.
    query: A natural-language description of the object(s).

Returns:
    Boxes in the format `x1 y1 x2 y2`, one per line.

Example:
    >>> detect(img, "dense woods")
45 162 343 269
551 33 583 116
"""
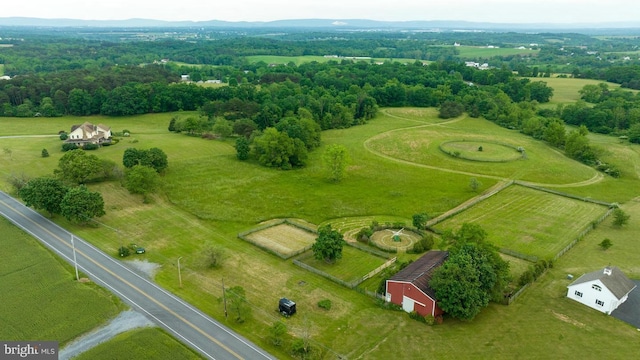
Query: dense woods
1 26 639 172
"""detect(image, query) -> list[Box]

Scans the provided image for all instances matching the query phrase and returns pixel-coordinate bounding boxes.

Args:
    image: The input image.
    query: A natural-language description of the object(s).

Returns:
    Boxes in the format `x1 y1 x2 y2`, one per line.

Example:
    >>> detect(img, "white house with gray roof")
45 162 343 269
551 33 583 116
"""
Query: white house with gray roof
567 266 636 314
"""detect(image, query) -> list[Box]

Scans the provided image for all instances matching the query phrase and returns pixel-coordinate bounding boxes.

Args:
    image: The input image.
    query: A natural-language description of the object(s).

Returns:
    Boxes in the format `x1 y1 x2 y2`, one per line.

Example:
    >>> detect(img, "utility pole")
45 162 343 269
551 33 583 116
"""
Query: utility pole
177 257 183 288
71 234 79 281
222 277 228 319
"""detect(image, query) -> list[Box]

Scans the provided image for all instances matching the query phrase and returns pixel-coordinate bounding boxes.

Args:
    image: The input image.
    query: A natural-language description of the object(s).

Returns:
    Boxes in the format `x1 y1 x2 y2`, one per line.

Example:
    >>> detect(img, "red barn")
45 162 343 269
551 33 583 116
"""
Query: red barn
385 250 449 317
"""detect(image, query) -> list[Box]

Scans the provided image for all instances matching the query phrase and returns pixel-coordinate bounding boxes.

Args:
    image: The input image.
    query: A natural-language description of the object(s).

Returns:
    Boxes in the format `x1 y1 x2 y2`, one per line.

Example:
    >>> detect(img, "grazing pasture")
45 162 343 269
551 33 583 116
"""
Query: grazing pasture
434 185 610 260
365 115 597 185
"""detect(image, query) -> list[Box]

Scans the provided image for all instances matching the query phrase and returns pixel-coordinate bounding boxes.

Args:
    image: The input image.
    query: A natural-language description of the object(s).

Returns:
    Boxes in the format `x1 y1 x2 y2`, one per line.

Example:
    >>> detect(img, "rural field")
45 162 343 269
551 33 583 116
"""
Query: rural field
244 222 317 257
366 110 597 185
1 77 640 359
454 45 540 58
74 327 201 360
244 55 424 66
0 217 122 344
433 184 610 260
531 77 629 107
296 245 389 285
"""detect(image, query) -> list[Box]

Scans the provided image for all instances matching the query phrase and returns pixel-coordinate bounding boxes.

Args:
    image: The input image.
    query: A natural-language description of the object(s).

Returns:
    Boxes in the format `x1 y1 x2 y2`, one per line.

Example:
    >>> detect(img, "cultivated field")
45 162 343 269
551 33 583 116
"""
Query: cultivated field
244 223 317 257
0 218 122 345
74 328 201 360
434 185 610 259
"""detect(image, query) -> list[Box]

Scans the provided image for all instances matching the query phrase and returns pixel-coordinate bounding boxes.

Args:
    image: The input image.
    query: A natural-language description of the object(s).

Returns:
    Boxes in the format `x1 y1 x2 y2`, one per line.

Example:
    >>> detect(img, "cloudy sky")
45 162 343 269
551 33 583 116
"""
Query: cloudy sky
4 0 638 24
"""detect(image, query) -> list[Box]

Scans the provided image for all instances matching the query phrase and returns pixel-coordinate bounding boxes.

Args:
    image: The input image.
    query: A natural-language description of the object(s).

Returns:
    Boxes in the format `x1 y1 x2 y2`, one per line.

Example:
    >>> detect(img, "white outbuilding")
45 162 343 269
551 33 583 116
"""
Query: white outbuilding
567 266 636 315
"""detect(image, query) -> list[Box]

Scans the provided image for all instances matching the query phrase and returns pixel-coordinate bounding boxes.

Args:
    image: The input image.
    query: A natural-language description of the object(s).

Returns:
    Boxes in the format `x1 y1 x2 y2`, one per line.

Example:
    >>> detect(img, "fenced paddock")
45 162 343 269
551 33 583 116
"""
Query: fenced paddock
239 219 317 259
434 185 610 260
294 246 391 288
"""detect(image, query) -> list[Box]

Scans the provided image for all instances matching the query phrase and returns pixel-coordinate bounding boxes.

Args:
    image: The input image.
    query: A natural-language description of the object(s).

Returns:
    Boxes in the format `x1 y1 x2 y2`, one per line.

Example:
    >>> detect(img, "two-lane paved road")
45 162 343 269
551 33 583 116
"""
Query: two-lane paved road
0 191 275 360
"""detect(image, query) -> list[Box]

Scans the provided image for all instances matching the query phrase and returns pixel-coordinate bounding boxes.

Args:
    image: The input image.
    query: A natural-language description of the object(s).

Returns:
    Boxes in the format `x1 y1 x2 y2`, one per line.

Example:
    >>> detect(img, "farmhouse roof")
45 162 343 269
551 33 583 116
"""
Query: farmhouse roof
569 266 636 300
389 250 449 299
70 122 110 141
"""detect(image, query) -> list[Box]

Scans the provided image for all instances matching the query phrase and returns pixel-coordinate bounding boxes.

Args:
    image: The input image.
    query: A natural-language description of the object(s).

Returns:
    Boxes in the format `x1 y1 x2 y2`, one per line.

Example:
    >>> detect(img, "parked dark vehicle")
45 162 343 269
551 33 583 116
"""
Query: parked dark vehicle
279 298 296 317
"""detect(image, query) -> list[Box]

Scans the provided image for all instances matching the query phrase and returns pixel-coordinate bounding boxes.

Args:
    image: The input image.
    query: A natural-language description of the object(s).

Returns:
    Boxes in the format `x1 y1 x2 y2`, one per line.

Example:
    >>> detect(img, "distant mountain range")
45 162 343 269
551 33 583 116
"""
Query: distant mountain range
0 17 638 30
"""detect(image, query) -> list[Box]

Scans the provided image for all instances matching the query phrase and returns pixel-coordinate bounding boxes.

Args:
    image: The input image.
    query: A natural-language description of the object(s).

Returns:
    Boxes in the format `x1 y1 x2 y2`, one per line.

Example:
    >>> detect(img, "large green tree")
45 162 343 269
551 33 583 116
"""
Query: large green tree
123 147 168 173
60 186 106 224
251 127 307 169
55 149 103 184
431 223 509 320
19 177 68 217
322 144 349 182
312 225 346 264
431 242 509 320
124 165 159 200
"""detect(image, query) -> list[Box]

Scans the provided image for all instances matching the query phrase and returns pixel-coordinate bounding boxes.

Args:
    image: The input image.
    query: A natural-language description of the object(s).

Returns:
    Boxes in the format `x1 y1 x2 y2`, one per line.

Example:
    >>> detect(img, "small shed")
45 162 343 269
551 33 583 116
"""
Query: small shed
385 251 448 317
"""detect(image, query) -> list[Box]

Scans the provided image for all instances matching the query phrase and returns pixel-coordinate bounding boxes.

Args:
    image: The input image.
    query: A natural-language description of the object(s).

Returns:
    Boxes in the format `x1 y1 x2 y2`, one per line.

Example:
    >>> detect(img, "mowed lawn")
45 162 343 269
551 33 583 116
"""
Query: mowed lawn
245 223 316 256
434 185 610 259
366 115 597 185
297 246 388 284
0 218 122 345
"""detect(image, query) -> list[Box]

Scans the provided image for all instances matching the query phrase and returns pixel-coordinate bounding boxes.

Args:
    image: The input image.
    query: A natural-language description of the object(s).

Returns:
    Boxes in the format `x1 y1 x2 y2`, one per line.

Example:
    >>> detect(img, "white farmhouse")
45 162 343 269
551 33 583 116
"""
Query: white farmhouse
567 266 636 314
66 122 112 147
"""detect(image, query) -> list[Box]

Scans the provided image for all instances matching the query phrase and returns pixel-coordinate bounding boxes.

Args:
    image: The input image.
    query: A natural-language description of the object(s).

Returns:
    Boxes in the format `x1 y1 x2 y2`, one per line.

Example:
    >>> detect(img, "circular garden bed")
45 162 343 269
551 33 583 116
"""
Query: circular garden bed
439 140 523 162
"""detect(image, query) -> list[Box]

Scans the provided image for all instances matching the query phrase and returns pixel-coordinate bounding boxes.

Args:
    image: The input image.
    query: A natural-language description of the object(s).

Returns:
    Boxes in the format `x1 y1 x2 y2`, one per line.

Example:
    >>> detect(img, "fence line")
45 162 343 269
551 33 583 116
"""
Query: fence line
507 283 530 305
427 180 514 227
499 248 538 263
237 218 317 260
292 259 358 288
553 208 614 261
347 240 395 258
514 181 614 207
360 257 397 283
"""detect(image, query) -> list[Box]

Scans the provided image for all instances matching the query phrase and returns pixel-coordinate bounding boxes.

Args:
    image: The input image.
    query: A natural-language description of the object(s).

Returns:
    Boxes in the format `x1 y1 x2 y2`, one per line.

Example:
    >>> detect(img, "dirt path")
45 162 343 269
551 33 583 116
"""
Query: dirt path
59 310 155 360
368 109 604 188
0 135 58 138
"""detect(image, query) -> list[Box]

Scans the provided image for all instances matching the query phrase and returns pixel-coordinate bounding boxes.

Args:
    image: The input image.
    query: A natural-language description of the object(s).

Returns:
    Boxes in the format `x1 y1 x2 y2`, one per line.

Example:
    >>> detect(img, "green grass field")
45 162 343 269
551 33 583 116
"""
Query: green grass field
297 246 388 284
366 112 597 185
0 217 123 345
434 185 610 259
455 45 540 58
245 55 424 66
73 327 202 360
529 77 626 107
2 89 640 359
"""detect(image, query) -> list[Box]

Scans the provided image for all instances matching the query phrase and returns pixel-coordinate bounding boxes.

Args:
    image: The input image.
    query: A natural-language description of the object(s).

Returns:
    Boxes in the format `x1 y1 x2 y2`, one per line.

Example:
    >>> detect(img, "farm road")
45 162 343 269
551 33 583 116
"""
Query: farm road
371 109 604 188
0 134 58 138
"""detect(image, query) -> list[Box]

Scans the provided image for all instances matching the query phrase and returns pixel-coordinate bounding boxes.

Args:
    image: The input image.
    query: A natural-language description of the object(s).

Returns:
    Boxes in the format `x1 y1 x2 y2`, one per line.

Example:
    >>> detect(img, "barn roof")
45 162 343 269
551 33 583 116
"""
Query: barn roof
389 250 448 299
569 266 636 300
